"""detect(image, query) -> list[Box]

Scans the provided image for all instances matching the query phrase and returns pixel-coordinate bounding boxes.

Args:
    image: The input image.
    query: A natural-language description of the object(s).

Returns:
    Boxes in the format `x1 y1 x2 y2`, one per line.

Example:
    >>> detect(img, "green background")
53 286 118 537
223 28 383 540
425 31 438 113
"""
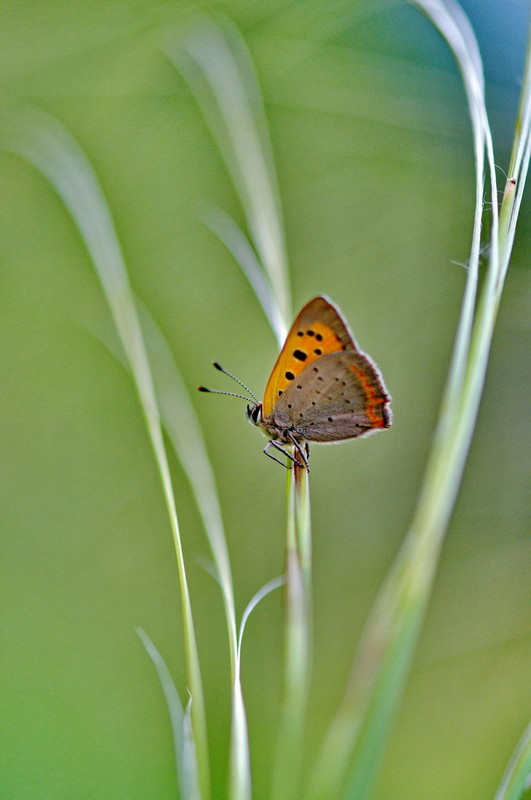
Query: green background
1 1 529 799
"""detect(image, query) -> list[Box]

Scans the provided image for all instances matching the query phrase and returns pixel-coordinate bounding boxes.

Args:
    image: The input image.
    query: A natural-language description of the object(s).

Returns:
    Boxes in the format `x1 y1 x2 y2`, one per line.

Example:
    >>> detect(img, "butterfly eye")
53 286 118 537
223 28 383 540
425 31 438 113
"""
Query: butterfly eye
247 404 262 425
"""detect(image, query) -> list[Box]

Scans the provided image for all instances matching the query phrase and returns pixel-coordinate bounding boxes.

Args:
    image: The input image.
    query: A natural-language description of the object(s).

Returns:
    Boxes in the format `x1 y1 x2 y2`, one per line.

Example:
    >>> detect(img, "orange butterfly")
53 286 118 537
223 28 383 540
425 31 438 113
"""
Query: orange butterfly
199 296 391 469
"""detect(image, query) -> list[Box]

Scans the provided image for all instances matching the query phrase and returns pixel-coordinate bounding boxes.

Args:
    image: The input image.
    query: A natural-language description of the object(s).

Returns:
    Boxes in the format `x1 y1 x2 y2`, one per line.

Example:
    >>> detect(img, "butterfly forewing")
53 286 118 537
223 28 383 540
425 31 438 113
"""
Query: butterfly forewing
270 350 391 442
262 297 357 416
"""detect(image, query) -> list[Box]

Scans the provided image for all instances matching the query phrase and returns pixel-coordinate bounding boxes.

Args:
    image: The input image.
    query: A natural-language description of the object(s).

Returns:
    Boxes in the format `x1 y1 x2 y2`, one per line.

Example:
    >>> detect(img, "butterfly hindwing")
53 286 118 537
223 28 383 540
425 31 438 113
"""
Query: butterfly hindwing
270 350 391 441
262 296 357 416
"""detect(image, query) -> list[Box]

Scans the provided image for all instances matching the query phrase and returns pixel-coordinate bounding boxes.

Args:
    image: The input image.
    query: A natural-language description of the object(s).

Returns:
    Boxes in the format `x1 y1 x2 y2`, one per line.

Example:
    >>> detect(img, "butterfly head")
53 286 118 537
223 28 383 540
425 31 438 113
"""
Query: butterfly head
246 402 263 428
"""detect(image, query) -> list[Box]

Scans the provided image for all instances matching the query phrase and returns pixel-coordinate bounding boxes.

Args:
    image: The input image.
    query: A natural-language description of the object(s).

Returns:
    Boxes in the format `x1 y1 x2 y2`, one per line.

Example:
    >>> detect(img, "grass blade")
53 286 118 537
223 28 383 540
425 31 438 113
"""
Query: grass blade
138 305 238 668
200 204 286 345
232 575 284 800
305 3 530 799
237 575 285 656
137 628 201 800
493 722 531 800
270 464 312 800
137 307 253 800
165 15 291 341
182 697 202 800
0 105 210 800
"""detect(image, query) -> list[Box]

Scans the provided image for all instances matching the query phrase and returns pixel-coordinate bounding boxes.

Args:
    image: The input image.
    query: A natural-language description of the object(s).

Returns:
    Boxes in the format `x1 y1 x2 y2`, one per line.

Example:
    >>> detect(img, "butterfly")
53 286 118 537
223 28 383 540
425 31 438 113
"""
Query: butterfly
199 296 391 469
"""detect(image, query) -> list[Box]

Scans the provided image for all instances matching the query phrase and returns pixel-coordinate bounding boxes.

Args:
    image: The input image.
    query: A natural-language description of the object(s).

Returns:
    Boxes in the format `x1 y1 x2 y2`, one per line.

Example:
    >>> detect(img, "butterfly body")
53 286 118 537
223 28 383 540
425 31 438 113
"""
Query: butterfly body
200 296 391 469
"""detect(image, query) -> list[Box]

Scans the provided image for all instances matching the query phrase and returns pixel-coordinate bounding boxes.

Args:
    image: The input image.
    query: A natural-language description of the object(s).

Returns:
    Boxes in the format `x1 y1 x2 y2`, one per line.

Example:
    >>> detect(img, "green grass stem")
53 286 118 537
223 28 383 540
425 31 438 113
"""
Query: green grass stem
138 306 238 671
137 628 201 800
233 576 284 800
0 106 211 800
270 463 312 800
493 722 531 800
304 3 531 799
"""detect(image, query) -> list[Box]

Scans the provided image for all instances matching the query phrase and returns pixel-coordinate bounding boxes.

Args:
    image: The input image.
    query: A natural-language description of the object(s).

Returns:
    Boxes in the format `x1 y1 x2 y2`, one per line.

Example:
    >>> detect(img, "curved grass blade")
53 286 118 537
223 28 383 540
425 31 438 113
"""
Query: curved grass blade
164 15 291 339
0 105 210 800
200 203 286 346
493 721 531 800
232 575 284 800
138 305 238 666
237 575 286 658
137 307 252 800
182 696 202 800
137 628 201 800
305 3 530 799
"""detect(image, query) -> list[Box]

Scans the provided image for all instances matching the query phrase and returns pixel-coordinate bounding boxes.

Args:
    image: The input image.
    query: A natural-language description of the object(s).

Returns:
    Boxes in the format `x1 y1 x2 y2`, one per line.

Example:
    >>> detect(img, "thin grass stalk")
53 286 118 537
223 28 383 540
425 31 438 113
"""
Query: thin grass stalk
141 306 250 800
413 0 487 408
0 106 210 800
493 722 531 800
232 576 284 800
498 36 531 286
138 307 238 673
270 462 312 800
305 4 530 799
137 629 201 800
102 298 241 796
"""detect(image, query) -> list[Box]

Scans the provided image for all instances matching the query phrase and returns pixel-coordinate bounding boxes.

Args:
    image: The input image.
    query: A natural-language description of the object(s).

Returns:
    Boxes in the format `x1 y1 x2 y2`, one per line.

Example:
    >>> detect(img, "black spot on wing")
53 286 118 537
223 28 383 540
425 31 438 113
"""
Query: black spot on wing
285 371 295 380
293 349 307 361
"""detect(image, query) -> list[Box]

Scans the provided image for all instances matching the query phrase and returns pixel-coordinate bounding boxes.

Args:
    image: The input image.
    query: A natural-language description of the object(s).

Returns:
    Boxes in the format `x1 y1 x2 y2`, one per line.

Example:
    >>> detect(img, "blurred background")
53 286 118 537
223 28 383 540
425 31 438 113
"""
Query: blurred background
1 1 529 799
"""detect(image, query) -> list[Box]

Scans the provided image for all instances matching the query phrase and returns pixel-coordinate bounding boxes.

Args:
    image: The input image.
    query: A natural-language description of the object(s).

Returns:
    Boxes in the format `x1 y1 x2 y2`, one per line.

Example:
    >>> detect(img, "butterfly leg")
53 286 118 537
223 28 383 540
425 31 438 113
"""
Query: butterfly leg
264 440 305 469
287 432 310 471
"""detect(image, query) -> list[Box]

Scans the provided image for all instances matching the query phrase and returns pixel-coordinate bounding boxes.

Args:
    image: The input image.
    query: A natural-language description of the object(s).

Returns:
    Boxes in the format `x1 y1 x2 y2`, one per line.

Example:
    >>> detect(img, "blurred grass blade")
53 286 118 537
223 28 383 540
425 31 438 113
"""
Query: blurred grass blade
137 628 201 800
499 37 531 283
305 3 530 799
201 204 286 345
229 676 251 800
138 304 238 667
493 722 531 800
137 306 252 800
0 105 210 800
182 697 202 800
165 15 291 341
409 0 490 406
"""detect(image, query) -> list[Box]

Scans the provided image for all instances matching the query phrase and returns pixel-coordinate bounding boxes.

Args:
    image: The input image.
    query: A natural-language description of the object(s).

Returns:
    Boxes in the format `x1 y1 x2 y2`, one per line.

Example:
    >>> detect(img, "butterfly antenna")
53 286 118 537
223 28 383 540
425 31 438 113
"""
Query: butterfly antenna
212 362 259 403
197 386 255 403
